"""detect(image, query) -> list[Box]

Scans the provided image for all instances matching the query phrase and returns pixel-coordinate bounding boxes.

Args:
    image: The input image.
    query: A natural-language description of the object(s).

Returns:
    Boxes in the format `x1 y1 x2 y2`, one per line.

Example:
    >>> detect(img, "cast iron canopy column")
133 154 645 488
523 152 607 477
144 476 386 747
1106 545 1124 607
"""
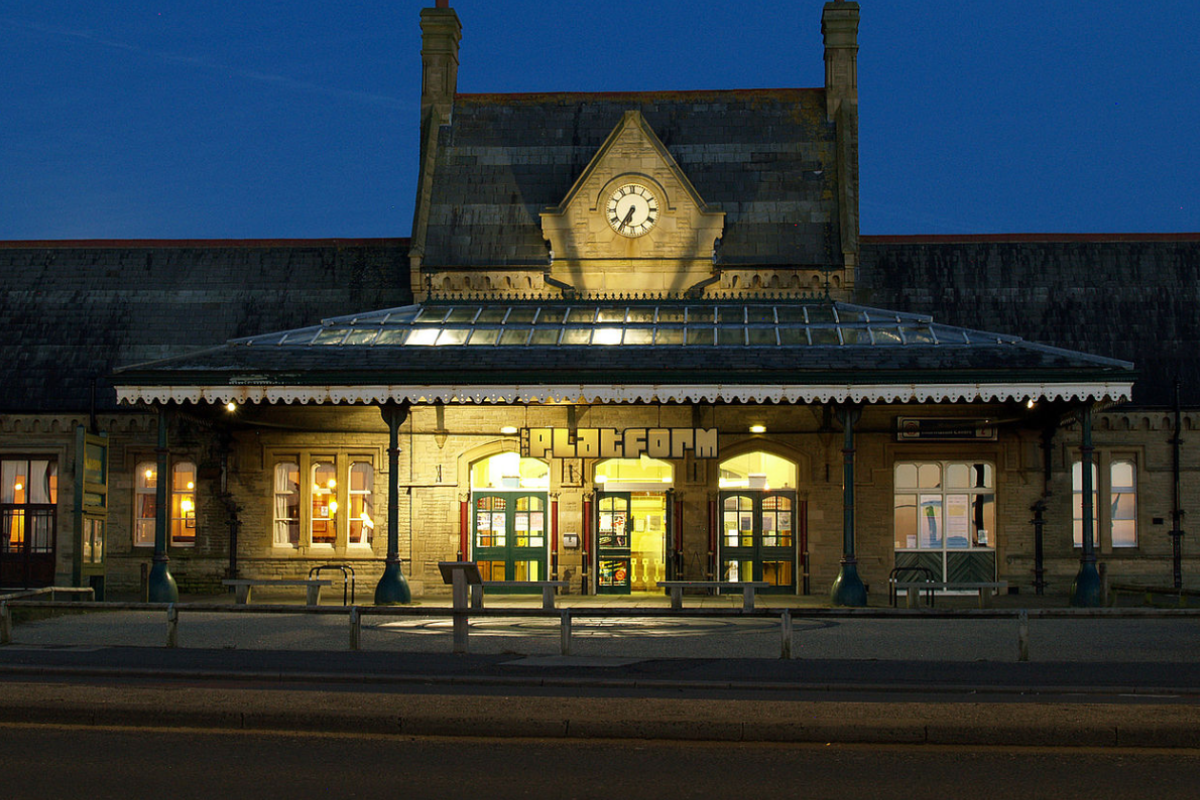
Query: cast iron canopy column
147 407 179 603
1070 405 1101 607
831 403 867 606
375 401 412 605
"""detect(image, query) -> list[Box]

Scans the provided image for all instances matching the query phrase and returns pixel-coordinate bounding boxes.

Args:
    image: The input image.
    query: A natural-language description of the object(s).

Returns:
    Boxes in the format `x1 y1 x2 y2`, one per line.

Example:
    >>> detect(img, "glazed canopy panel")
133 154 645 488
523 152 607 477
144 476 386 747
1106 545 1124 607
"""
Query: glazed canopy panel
237 301 988 349
113 299 1135 407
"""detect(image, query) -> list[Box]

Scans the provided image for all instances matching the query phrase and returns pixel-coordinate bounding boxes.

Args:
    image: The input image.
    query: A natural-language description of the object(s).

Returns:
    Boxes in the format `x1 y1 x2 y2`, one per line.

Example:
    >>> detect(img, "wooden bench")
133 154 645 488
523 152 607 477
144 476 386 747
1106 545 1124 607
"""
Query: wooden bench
222 578 332 606
657 580 771 610
470 580 569 610
893 580 1008 609
1109 583 1200 608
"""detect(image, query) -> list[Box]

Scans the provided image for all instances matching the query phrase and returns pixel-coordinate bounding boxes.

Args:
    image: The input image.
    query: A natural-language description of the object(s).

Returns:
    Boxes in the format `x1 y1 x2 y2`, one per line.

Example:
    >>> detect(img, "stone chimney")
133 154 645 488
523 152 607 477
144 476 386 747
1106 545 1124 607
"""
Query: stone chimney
821 1 860 282
419 2 462 134
822 1 859 119
410 2 462 294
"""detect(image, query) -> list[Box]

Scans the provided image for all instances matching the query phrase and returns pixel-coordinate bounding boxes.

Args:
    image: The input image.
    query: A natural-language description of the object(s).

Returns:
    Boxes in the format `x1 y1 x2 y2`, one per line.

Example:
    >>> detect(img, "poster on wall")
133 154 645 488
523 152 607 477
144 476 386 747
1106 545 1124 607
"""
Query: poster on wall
946 494 970 548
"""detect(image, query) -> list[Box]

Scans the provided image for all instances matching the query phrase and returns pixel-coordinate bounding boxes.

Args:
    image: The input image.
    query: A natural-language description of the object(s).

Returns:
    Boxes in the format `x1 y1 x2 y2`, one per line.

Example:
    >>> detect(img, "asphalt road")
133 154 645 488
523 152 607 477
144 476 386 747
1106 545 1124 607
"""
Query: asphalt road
4 724 1200 800
5 604 1200 747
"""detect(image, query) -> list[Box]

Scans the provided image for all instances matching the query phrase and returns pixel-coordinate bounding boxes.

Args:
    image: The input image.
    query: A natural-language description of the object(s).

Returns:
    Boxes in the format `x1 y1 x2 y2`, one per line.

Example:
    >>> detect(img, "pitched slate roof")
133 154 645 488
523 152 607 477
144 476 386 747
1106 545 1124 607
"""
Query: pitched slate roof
113 297 1134 406
0 239 411 412
859 235 1200 406
422 90 838 269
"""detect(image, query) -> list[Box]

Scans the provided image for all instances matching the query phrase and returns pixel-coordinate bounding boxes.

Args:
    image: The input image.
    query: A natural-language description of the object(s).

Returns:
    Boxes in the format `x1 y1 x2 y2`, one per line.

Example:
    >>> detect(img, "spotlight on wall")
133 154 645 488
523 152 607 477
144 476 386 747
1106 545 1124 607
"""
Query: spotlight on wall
501 426 518 435
1025 399 1036 410
749 424 767 434
226 402 238 413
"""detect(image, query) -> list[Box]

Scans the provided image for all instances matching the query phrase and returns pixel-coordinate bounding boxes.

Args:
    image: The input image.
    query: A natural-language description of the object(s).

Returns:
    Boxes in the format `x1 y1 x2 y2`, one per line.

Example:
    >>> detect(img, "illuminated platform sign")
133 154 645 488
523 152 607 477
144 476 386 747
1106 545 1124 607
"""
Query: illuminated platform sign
521 428 719 460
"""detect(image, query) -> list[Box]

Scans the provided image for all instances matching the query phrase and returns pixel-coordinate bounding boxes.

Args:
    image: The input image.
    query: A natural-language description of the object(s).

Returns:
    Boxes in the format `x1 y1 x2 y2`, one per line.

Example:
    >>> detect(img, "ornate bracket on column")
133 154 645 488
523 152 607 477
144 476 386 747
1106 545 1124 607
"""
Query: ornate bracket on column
375 401 413 605
830 403 867 607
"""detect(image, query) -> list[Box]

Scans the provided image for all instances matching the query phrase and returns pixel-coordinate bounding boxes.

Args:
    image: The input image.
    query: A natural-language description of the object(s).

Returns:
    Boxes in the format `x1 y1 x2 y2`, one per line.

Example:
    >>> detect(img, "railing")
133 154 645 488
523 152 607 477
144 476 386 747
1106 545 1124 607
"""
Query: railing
4 595 1200 661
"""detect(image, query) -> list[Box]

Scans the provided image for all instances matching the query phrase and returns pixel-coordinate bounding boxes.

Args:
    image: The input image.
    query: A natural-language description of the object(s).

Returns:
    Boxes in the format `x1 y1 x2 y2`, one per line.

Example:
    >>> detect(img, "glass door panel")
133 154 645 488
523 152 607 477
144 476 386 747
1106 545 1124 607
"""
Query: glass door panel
719 491 797 593
597 493 631 594
472 491 547 593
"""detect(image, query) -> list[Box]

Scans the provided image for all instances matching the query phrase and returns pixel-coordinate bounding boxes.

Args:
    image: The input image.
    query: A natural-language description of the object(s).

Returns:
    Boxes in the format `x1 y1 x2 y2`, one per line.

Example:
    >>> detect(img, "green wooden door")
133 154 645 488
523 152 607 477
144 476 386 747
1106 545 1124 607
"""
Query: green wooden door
471 491 547 592
719 491 797 593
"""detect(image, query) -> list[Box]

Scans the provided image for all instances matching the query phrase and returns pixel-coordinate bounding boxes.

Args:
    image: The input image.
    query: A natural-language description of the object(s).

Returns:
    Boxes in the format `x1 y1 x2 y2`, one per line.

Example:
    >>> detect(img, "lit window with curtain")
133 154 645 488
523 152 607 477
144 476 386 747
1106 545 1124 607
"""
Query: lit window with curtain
133 462 156 547
170 462 196 546
348 461 374 546
311 461 337 546
1 458 58 556
274 462 300 547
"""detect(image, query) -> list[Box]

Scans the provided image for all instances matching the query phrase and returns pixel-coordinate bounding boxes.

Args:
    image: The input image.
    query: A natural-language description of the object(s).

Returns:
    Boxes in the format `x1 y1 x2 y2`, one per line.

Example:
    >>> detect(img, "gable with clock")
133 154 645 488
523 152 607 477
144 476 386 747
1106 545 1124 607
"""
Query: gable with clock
540 110 725 296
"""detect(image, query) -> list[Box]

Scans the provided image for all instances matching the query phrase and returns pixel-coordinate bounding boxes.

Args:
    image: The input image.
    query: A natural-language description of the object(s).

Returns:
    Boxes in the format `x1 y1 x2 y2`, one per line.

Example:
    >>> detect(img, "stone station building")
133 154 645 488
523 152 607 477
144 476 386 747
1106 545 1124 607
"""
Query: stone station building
2 2 1195 605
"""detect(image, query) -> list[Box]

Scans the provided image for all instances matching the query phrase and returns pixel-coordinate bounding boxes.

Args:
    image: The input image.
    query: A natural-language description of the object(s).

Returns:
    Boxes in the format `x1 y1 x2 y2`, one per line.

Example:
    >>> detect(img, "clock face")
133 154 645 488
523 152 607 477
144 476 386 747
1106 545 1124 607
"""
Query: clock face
606 183 659 237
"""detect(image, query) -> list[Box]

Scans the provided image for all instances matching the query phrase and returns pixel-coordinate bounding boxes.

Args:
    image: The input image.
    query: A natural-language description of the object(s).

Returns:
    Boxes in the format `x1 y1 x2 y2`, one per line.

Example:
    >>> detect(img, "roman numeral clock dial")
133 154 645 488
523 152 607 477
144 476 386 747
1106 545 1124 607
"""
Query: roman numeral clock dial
606 183 659 237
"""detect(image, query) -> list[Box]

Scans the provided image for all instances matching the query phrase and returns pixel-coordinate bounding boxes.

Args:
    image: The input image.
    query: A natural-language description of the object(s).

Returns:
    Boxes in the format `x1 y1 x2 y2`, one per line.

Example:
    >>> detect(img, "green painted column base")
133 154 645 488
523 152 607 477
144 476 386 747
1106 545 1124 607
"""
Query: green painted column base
1070 560 1102 607
374 560 412 605
830 559 868 607
147 559 179 603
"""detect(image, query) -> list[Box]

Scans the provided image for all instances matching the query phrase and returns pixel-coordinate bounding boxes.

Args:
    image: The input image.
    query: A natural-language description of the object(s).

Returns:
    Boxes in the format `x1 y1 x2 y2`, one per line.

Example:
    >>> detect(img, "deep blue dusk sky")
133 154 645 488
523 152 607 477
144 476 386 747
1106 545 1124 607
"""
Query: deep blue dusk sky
2 1 1196 240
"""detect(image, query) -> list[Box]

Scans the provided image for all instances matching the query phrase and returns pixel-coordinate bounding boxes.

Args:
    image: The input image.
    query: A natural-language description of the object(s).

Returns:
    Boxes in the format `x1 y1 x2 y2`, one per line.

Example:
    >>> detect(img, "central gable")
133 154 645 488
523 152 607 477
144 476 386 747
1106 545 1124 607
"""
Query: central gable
540 111 725 295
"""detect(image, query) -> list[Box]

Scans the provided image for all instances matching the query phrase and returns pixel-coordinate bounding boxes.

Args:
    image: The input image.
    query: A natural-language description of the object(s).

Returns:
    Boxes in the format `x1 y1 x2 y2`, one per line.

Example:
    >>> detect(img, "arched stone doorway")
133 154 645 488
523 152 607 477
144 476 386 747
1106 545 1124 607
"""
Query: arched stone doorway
592 457 675 594
717 451 804 594
468 451 550 588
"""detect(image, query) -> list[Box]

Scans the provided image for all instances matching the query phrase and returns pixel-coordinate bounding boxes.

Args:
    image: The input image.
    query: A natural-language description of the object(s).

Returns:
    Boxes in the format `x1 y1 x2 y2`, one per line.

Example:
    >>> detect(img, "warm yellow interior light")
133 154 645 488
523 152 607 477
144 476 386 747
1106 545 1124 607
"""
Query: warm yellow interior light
180 499 194 513
144 468 154 480
750 424 767 434
500 425 518 435
187 482 194 490
329 500 339 514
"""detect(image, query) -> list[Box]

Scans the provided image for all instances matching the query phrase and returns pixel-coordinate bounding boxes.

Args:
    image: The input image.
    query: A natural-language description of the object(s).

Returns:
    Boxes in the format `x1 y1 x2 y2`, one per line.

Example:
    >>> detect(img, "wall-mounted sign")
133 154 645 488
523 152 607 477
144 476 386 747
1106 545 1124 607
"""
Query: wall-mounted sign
521 427 719 460
896 417 997 442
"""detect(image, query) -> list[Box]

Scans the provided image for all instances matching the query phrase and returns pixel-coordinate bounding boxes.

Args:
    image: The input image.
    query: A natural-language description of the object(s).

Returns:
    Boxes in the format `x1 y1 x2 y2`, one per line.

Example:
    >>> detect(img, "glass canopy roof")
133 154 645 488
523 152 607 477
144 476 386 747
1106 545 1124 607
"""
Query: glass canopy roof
234 300 1005 349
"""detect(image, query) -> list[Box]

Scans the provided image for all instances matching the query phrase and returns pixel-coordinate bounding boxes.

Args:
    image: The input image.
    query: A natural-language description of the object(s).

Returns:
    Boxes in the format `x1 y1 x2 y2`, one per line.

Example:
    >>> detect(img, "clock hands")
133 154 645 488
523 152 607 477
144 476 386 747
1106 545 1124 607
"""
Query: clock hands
619 205 636 233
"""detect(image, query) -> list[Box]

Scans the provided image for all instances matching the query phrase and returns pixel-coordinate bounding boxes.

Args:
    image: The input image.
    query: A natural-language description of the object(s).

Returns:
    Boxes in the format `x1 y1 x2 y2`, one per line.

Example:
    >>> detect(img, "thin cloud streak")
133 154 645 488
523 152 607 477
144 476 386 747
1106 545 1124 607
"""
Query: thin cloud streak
1 16 413 111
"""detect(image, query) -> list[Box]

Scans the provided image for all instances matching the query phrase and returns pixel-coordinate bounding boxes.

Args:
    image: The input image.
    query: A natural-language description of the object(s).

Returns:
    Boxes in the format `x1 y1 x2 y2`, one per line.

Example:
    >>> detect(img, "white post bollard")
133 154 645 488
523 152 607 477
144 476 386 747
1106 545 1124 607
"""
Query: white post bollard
349 606 361 651
166 604 178 649
560 609 572 656
780 609 793 660
1018 609 1029 662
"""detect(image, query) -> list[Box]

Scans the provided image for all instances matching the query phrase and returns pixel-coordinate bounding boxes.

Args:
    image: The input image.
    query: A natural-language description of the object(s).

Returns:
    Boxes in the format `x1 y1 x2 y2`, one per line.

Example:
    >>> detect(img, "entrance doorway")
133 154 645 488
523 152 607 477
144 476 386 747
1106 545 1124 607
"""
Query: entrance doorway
718 451 804 594
593 458 674 595
470 452 548 591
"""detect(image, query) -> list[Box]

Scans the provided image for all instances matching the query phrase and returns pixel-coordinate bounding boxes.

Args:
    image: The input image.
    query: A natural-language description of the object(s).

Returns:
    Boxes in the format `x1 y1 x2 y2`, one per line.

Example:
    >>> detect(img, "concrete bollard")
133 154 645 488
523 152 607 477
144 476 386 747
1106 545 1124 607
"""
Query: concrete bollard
166 604 178 649
1 601 10 645
349 606 361 651
560 609 572 656
780 609 793 659
1017 609 1029 662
